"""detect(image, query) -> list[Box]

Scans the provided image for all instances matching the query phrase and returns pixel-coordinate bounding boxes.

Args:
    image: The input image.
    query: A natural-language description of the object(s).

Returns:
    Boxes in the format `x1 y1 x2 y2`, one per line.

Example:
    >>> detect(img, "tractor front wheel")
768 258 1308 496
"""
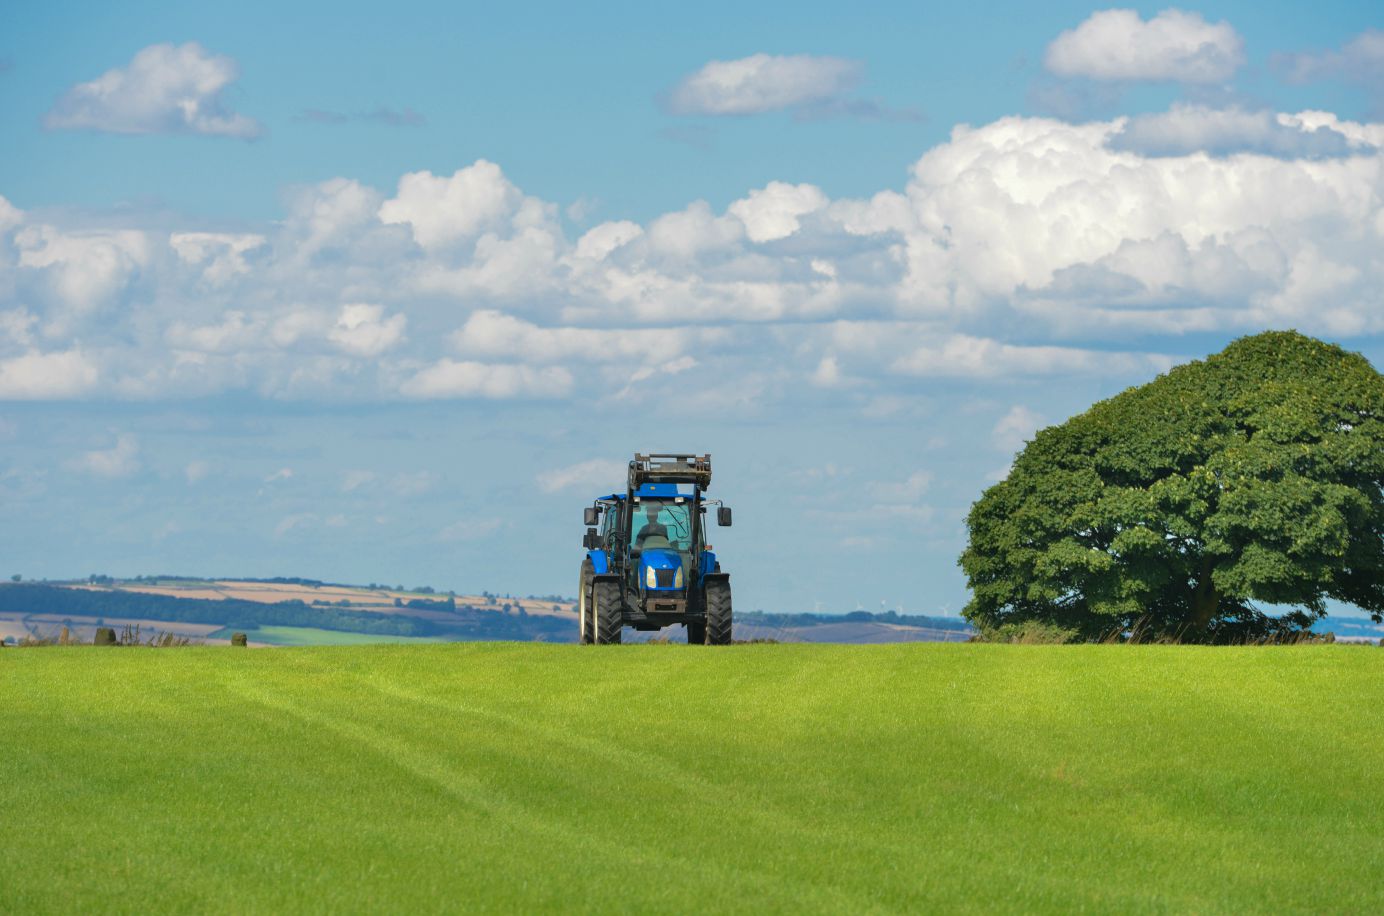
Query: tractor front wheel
593 580 623 645
705 580 732 645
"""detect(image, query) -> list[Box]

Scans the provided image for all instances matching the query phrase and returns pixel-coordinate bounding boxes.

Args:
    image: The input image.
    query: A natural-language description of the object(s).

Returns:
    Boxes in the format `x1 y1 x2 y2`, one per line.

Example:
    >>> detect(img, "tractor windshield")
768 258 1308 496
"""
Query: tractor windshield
631 499 694 552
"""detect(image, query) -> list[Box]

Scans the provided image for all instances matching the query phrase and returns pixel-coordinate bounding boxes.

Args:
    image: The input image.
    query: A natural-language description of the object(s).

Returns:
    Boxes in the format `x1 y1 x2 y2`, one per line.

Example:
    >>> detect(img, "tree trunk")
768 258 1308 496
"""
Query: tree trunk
1190 562 1219 634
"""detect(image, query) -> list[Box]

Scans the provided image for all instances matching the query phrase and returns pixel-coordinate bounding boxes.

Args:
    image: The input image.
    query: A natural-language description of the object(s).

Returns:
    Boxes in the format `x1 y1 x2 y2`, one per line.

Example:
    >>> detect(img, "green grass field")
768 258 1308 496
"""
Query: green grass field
3 644 1382 913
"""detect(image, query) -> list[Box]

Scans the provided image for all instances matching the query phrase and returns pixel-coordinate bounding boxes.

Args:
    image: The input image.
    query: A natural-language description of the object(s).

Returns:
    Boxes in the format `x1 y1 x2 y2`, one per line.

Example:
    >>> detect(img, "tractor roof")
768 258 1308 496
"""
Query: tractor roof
596 483 683 501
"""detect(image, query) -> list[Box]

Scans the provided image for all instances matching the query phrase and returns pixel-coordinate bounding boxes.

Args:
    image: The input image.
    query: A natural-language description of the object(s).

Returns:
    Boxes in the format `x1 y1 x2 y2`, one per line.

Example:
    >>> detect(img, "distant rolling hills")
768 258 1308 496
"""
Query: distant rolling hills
4 577 1375 646
0 576 977 645
0 578 572 646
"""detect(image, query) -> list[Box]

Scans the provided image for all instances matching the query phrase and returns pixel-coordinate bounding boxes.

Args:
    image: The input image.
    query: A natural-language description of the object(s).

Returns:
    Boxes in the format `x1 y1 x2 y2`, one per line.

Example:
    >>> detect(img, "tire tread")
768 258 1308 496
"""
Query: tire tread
705 581 732 645
594 580 623 645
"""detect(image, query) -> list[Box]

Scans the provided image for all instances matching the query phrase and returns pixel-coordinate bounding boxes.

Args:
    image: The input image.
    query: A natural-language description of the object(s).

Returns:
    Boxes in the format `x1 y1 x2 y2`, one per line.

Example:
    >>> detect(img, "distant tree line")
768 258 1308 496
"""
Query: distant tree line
0 584 572 641
238 576 328 587
1 584 441 637
118 575 332 588
737 610 973 632
88 574 482 596
392 596 457 611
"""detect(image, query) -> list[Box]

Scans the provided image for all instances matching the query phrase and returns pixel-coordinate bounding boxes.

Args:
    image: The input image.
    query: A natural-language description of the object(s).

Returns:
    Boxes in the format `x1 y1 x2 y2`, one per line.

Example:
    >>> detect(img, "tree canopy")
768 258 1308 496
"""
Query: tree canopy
960 331 1384 643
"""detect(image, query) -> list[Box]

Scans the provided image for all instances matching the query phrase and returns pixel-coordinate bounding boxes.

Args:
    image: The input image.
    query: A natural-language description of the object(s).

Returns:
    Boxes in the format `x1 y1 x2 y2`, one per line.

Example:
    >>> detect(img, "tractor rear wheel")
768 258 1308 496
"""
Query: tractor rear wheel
686 620 706 644
577 559 593 645
705 580 732 645
593 580 623 645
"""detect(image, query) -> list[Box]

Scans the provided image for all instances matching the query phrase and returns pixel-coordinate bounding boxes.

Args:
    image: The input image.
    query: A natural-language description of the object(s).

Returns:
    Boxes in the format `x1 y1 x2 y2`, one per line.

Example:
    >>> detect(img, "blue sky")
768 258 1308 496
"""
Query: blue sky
1 2 1382 615
5 1 1379 221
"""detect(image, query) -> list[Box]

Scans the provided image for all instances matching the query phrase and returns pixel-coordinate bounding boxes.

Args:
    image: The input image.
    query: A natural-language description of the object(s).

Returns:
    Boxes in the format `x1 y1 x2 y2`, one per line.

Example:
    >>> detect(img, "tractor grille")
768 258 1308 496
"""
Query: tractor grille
654 569 677 589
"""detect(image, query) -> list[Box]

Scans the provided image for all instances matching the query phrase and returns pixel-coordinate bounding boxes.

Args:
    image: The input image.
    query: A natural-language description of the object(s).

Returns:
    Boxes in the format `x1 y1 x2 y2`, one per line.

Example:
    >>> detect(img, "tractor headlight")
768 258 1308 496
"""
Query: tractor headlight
674 566 684 588
645 566 657 589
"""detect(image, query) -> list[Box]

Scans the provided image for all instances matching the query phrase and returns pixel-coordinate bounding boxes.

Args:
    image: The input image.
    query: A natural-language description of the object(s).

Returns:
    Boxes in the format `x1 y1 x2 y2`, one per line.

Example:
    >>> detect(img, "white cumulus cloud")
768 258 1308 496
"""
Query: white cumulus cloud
0 349 99 399
1044 9 1244 83
890 335 1173 379
643 200 745 261
285 178 383 249
379 160 528 249
44 42 262 138
170 232 265 284
729 181 829 242
574 221 643 261
328 304 406 357
2 112 1383 405
0 195 23 234
895 113 1384 334
451 310 703 365
166 310 263 353
400 360 573 399
15 226 151 324
663 53 863 115
1110 105 1364 158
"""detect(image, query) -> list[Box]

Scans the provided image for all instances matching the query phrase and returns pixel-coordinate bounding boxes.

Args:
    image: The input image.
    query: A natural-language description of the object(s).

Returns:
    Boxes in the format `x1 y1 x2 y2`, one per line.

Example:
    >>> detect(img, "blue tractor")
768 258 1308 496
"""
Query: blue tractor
578 453 734 644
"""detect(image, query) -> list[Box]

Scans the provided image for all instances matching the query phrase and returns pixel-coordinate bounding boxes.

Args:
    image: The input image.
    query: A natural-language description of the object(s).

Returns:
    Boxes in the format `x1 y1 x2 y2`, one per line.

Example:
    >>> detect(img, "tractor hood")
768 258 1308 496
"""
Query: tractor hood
641 548 682 571
640 548 685 591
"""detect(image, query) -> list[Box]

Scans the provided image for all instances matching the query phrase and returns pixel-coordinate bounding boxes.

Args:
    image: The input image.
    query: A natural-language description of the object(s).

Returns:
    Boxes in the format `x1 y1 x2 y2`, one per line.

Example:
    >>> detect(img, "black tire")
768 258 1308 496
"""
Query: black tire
705 580 732 645
686 620 706 644
577 559 594 645
593 579 623 645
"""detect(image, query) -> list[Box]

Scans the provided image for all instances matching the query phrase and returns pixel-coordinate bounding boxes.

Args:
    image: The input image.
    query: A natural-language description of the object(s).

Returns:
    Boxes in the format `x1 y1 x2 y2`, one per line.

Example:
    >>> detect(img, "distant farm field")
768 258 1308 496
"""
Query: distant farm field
3 645 1382 912
208 625 448 646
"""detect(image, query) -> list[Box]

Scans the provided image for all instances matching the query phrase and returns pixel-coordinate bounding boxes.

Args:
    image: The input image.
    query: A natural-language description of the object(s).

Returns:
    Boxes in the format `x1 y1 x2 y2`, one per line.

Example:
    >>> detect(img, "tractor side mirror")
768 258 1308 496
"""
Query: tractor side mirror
717 506 733 527
583 506 599 526
582 528 599 549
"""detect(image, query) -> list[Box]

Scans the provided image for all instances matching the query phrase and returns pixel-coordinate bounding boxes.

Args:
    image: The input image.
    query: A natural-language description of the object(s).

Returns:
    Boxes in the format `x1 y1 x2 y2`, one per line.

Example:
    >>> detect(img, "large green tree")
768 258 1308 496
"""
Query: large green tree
960 332 1384 642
